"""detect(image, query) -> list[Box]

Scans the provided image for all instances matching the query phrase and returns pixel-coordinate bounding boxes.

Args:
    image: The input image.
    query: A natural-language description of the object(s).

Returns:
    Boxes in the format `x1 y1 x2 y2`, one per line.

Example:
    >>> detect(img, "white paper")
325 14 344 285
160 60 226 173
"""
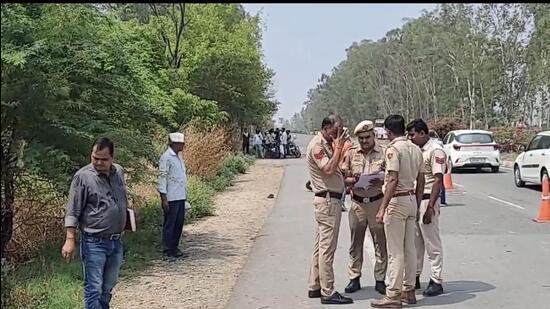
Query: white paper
353 171 385 190
126 209 136 232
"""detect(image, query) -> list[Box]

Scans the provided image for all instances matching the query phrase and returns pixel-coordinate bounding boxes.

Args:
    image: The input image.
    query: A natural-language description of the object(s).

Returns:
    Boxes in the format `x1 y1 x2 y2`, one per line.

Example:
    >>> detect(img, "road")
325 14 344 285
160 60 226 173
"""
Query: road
227 134 550 309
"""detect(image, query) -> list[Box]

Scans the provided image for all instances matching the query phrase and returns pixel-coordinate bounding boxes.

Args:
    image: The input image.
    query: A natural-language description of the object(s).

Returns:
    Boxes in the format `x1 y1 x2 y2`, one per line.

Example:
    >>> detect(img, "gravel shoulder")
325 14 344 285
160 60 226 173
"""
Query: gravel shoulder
112 159 286 309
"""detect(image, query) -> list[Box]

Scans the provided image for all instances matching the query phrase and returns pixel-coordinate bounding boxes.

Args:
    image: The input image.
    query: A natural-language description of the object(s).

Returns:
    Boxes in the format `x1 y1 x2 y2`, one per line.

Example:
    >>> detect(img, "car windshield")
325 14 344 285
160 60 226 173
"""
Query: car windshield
456 133 493 144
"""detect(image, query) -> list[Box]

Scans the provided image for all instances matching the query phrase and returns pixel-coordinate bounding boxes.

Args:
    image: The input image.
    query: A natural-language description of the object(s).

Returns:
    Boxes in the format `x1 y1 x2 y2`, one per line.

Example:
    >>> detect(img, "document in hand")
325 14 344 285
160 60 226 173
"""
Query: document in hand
125 209 136 232
353 171 385 190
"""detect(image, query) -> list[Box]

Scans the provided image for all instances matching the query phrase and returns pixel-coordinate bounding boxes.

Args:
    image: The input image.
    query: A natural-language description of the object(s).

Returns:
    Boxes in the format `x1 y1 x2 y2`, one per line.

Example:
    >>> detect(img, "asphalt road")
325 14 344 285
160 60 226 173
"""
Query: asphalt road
227 134 550 309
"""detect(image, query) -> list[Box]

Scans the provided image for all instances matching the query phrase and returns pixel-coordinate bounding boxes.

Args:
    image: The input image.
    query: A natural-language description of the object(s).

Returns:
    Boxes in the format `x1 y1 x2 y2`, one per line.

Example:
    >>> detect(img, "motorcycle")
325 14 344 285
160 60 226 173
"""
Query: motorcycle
287 141 301 158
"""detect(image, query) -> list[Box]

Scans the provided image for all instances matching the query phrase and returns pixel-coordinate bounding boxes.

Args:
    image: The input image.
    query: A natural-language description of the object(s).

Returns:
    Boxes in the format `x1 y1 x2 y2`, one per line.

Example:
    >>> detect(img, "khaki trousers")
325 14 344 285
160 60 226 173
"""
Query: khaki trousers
416 199 443 284
308 196 343 297
348 198 388 281
384 195 417 298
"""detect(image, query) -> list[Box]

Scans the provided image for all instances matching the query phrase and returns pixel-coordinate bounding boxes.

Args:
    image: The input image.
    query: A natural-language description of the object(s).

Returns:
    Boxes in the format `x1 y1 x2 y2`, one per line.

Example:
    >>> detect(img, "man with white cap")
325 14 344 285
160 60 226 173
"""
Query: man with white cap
158 132 188 258
340 120 388 295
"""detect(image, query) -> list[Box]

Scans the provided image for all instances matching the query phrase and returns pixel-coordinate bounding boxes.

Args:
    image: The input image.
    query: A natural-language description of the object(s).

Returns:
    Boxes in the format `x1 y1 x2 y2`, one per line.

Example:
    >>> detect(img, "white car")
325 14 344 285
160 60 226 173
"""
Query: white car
442 129 501 173
514 131 550 187
374 119 388 140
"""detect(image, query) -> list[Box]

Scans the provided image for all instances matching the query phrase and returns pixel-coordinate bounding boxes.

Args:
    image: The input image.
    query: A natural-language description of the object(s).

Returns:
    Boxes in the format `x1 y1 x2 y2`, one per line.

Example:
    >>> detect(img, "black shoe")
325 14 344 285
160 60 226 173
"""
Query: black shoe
345 277 361 293
321 291 354 305
423 279 443 297
308 289 321 298
415 276 421 290
375 280 386 295
165 249 185 258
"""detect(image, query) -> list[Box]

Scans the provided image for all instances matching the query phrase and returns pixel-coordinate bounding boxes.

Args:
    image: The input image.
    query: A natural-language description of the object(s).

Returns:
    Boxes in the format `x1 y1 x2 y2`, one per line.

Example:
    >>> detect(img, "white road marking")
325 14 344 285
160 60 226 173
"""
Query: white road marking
453 183 464 188
487 195 526 210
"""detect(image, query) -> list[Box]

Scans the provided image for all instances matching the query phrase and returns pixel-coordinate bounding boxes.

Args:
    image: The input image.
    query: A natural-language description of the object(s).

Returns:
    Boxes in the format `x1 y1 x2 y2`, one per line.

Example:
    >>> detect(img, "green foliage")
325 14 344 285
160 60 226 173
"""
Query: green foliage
208 152 253 192
301 4 550 131
186 175 216 220
1 3 275 260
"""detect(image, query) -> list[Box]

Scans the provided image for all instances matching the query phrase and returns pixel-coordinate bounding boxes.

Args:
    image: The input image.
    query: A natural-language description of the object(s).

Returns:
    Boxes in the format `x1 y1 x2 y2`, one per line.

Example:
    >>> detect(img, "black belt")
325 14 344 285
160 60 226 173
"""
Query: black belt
82 231 123 240
352 193 384 204
314 191 343 200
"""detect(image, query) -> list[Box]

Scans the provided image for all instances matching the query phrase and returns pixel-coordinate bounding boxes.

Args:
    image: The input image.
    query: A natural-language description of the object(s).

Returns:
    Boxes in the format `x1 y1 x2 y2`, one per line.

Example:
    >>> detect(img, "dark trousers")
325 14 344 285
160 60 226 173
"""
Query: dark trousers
243 143 249 154
163 200 186 253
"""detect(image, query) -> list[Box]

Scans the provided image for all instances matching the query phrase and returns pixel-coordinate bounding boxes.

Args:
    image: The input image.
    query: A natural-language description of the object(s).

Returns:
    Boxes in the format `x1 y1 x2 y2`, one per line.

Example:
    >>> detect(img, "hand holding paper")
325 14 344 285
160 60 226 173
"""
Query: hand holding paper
353 171 385 190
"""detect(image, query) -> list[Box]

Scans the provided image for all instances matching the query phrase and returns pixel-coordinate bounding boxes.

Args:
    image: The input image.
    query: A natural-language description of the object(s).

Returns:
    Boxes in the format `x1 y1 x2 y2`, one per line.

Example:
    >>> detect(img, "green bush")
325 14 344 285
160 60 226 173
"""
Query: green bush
186 175 216 220
1 260 13 307
223 153 253 175
206 153 254 192
208 174 234 192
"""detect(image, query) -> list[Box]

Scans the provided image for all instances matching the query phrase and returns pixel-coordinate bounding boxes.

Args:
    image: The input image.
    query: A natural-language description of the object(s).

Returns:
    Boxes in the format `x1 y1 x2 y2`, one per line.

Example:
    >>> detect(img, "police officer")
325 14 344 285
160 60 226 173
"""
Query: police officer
371 115 425 308
407 119 446 297
340 120 388 295
306 114 354 305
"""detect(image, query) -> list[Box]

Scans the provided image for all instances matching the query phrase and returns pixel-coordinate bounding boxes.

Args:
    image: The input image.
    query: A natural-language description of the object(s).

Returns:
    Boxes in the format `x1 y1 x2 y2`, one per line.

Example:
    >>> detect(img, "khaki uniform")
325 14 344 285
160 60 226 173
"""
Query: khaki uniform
416 139 446 284
340 143 388 282
306 132 345 297
383 136 425 298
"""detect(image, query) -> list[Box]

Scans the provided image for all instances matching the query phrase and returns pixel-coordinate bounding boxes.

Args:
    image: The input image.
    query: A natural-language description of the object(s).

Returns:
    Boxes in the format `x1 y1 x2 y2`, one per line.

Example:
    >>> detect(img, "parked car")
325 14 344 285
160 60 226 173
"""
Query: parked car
374 119 388 140
514 131 550 187
442 129 501 173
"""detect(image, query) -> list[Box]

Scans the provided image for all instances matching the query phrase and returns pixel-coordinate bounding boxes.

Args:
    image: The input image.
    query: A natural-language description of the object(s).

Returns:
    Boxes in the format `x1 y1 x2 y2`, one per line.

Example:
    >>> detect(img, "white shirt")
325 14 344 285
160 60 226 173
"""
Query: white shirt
157 147 187 202
254 133 263 145
281 131 288 144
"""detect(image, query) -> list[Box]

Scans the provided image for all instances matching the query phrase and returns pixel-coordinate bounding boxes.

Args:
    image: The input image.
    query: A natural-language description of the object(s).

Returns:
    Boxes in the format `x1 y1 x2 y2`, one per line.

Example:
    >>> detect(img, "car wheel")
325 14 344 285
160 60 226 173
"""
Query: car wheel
541 169 549 185
448 159 456 173
491 166 499 173
514 166 525 187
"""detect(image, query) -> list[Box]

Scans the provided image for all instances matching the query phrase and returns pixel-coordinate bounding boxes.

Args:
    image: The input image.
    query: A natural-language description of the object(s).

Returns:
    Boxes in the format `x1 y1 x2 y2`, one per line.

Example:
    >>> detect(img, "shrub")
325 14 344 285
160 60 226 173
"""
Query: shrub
428 117 467 138
182 122 232 178
186 175 216 220
491 127 540 152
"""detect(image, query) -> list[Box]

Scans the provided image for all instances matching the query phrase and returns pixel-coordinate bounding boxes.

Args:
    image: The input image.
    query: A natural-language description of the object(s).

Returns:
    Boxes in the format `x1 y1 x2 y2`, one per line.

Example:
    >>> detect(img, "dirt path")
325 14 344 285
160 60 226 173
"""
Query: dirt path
112 159 285 309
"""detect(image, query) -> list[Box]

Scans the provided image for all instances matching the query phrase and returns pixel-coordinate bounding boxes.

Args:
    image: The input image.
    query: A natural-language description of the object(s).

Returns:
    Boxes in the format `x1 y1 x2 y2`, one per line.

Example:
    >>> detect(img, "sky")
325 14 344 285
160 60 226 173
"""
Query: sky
242 4 438 120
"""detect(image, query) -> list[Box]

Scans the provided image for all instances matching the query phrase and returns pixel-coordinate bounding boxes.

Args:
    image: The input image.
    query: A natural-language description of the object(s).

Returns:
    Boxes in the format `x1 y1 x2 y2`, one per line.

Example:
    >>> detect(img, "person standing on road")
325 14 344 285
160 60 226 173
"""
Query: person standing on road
407 119 446 297
371 115 425 308
254 129 264 159
62 137 128 309
429 130 447 206
158 132 188 258
306 114 354 305
281 127 288 158
242 128 250 155
340 120 388 295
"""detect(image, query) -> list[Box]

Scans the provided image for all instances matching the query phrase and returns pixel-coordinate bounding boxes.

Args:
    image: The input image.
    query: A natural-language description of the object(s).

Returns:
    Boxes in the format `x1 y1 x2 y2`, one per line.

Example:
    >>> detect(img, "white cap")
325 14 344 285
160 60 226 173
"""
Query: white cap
354 120 374 134
169 132 185 143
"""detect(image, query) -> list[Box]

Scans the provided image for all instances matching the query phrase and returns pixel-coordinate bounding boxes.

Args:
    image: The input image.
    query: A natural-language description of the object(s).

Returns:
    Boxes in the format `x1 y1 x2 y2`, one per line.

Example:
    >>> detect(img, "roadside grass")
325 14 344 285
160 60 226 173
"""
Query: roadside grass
2 152 254 309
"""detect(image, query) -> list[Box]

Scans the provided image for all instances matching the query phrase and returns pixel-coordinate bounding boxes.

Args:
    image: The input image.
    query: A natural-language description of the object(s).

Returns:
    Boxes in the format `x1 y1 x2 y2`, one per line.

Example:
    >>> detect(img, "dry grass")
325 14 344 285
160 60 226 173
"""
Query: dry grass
181 122 233 178
5 174 65 262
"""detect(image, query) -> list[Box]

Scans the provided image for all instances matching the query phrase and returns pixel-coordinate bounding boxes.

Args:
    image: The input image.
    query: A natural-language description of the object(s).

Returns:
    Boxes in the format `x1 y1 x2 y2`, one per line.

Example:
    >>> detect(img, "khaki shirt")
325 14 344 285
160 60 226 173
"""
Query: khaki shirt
341 143 386 197
421 139 447 194
383 136 425 193
306 132 345 194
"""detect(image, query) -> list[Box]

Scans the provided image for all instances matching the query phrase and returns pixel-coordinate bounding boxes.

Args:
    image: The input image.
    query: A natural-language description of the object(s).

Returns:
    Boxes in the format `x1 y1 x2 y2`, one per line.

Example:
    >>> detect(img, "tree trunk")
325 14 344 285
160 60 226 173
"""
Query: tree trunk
1 130 18 258
480 81 489 129
467 78 475 129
